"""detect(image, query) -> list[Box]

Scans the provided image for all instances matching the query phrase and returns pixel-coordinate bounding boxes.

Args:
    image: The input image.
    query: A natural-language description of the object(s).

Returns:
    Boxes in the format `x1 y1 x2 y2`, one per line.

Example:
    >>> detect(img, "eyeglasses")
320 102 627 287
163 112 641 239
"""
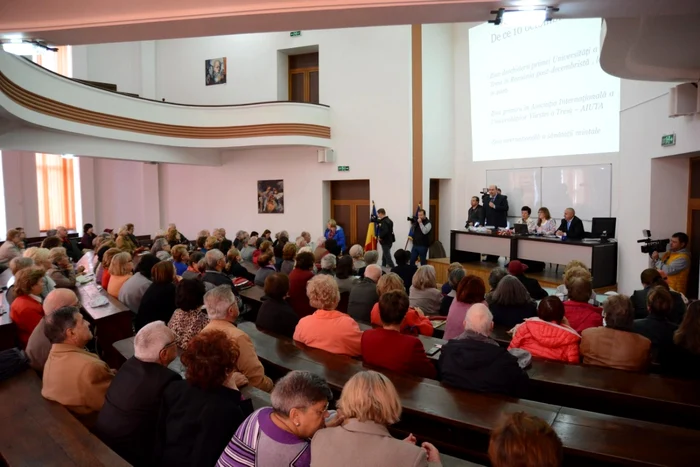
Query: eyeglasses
160 341 177 353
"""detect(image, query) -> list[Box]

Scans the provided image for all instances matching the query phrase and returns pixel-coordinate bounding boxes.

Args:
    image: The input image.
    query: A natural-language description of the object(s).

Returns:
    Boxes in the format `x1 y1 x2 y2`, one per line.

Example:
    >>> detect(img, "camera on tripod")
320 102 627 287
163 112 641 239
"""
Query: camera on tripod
637 230 670 255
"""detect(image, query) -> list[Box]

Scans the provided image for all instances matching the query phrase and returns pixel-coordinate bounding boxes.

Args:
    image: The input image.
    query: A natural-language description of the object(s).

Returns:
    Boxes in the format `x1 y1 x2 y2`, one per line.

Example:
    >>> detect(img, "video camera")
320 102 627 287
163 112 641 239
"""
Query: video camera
637 230 670 255
406 215 417 223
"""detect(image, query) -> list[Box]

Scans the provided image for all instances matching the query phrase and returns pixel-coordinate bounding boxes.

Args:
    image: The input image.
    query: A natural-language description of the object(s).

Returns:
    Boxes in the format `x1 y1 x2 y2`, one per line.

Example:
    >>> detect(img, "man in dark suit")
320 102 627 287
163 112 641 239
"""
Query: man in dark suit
95 322 180 466
556 208 585 240
375 208 395 267
466 196 485 227
483 185 509 228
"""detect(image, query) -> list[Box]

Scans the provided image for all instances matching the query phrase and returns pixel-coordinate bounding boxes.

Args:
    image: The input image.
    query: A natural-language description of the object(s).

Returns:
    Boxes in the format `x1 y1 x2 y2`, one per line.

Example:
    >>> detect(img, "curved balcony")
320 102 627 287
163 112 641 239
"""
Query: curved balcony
0 51 332 149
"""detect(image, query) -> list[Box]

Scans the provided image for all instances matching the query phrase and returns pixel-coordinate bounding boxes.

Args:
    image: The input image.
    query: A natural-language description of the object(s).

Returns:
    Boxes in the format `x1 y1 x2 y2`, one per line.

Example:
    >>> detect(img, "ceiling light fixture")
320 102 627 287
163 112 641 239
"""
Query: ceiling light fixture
489 7 559 27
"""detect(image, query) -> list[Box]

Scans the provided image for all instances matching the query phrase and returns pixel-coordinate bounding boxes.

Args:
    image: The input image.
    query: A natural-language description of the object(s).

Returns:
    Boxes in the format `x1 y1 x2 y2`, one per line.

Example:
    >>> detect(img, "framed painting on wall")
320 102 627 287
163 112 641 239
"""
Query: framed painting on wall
258 180 284 214
205 57 227 86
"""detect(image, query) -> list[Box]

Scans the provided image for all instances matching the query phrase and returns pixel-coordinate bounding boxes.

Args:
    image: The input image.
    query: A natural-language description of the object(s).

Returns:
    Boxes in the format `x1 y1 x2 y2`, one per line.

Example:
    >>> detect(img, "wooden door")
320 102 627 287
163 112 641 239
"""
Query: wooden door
330 180 370 249
687 158 700 298
429 179 440 242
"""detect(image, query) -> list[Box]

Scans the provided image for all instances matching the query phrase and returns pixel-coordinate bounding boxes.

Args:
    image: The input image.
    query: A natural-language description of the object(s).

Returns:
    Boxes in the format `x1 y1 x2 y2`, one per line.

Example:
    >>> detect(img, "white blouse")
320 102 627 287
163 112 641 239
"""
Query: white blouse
536 218 557 235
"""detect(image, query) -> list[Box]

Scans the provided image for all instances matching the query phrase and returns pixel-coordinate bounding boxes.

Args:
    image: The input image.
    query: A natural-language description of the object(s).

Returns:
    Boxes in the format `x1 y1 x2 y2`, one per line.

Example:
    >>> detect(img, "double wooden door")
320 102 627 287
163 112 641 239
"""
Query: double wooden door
330 180 370 248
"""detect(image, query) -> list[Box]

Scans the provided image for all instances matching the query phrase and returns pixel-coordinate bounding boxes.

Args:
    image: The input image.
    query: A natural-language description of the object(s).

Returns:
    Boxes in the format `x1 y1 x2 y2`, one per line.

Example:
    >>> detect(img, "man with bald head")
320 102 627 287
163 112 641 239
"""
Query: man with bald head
95 321 180 466
438 304 529 397
483 185 509 228
556 207 585 240
348 264 382 322
26 288 79 371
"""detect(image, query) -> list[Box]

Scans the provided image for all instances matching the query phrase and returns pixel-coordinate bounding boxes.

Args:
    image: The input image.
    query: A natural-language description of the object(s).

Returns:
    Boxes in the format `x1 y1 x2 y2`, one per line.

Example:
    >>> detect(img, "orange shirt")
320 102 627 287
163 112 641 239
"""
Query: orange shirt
293 309 363 357
370 303 434 337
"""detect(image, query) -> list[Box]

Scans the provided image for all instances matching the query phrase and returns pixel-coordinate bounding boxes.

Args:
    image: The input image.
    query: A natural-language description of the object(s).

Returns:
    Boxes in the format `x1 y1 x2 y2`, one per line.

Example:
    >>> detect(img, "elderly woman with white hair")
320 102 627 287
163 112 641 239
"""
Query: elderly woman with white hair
47 247 83 288
218 370 333 467
233 230 248 249
23 247 56 298
295 236 308 249
151 237 171 256
349 245 365 273
200 285 273 392
409 265 442 316
240 236 258 263
94 321 180 466
318 253 336 276
294 275 363 356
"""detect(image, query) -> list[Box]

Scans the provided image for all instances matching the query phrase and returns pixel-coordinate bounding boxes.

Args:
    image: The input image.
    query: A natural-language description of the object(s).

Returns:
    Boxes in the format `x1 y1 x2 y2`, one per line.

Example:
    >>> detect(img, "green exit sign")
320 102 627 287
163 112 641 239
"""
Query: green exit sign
661 133 676 147
337 166 350 172
290 31 302 37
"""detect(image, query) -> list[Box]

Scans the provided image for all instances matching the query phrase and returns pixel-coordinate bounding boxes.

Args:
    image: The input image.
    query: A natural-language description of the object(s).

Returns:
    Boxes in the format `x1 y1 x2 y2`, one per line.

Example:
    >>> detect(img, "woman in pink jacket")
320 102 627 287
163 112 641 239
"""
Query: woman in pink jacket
509 296 581 363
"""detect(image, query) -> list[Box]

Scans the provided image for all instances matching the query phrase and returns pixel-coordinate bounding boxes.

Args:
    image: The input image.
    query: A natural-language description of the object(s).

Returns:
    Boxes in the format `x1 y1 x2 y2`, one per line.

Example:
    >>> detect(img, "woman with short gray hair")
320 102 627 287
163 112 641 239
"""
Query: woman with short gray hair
217 371 332 467
487 275 537 328
409 265 442 316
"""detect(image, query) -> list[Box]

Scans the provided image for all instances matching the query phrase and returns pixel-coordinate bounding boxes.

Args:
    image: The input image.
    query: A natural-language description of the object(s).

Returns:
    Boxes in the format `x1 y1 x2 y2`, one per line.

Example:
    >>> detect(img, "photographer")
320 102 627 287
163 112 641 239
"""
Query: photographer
409 209 431 265
651 232 690 295
482 185 509 228
375 208 395 268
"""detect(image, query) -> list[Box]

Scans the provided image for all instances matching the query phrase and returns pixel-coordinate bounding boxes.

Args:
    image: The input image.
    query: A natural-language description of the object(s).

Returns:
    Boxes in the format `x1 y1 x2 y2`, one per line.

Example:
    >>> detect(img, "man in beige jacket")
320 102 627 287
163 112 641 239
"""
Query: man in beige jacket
200 285 274 392
42 305 115 425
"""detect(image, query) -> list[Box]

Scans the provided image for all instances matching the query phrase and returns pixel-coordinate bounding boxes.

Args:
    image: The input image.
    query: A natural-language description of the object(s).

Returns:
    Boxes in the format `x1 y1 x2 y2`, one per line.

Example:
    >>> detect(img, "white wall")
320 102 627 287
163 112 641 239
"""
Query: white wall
74 42 143 95
650 155 692 242
1 151 40 237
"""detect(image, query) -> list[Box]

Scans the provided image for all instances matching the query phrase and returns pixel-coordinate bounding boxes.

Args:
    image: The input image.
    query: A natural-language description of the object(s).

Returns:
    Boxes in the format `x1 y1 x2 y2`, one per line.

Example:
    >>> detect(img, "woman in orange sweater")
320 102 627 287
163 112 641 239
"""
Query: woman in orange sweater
10 266 46 348
370 273 433 336
293 275 363 357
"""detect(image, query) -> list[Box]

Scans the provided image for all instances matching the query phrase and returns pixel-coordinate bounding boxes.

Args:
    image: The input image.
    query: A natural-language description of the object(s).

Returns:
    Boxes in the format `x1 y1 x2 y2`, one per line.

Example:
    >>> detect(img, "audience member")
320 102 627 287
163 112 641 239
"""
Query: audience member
10 266 46 347
119 254 160 313
255 253 277 286
349 244 365 272
205 236 220 252
25 289 79 372
487 275 537 329
325 238 341 258
116 225 139 254
439 267 466 316
563 277 603 333
256 273 300 338
334 255 357 294
136 261 178 331
96 247 120 286
261 230 272 241
218 370 332 467
41 236 63 250
125 223 140 246
225 247 255 281
0 228 23 268
240 236 258 262
42 306 115 425
554 261 598 305
280 243 297 275
301 231 312 247
311 371 441 467
23 247 56 298
95 322 180 466
203 249 236 292
664 301 700 378
196 235 208 253
580 294 651 371
488 412 563 467
441 262 465 295
509 297 581 363
324 219 346 253
313 237 328 264
631 268 686 323
57 226 82 261
166 225 185 247
107 252 134 298
168 278 209 350
445 275 487 340
294 275 363 357
6 257 33 306
201 285 273 391
232 230 247 249
80 223 97 251
362 291 437 379
508 260 547 300
370 273 433 336
439 304 529 397
632 286 678 363
47 247 81 288
348 264 382 322
288 251 317 319
390 248 417 293
254 240 272 266
485 267 508 301
151 237 171 258
182 251 205 280
171 245 189 276
318 253 336 276
155 331 254 467
409 265 442 316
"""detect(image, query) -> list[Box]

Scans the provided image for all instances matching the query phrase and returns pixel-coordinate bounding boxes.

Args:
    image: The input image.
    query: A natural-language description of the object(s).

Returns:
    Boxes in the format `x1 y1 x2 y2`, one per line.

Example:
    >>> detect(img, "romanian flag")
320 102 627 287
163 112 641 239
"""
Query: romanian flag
365 202 378 251
407 203 422 240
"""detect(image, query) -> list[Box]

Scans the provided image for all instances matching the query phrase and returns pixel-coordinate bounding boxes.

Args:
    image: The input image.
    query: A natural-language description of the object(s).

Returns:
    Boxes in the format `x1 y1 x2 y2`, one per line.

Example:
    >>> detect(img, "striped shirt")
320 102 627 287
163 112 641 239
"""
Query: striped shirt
217 407 311 467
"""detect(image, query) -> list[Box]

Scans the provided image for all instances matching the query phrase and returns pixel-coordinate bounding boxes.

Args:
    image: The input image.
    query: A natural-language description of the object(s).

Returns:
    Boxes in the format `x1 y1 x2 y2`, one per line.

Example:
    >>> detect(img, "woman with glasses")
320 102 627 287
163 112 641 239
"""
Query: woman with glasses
217 370 333 467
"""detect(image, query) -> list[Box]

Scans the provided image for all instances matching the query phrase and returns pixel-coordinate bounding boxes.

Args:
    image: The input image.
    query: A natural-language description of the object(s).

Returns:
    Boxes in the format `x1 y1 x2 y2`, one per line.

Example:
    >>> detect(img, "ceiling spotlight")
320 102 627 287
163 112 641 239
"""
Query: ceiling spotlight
489 7 559 26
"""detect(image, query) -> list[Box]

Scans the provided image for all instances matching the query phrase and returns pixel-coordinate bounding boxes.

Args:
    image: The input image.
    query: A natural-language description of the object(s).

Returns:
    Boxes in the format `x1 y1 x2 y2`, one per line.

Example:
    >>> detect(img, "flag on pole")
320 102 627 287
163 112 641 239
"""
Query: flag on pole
407 203 422 240
365 202 378 251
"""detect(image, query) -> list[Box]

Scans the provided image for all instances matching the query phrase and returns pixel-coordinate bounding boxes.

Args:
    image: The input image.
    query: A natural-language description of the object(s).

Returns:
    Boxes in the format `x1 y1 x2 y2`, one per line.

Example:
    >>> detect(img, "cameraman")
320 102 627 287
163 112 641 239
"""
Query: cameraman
409 209 431 266
652 232 690 295
375 208 395 268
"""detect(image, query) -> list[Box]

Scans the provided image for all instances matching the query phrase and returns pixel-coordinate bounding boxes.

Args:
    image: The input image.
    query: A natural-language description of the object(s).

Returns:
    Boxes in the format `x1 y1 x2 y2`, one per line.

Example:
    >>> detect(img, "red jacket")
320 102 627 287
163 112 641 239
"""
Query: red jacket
287 268 316 318
361 328 437 379
508 318 581 363
369 303 434 337
563 300 603 334
10 295 45 348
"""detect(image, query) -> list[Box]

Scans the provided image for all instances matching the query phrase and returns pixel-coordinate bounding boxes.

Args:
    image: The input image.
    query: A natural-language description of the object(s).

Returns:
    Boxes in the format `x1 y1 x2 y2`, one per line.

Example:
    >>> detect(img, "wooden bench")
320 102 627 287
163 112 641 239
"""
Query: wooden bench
238 321 700 466
0 370 129 466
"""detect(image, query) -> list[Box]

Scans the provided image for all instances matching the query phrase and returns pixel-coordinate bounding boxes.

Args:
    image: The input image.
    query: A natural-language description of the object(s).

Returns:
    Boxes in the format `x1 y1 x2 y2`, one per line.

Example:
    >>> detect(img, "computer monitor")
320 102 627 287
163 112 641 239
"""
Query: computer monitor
591 218 616 238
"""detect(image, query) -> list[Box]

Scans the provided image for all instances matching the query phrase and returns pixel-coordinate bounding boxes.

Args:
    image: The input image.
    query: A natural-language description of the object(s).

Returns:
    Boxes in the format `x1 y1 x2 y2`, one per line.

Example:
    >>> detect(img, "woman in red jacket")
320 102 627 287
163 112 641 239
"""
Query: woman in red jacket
9 266 47 348
287 251 316 318
509 296 581 363
563 277 603 333
370 273 433 336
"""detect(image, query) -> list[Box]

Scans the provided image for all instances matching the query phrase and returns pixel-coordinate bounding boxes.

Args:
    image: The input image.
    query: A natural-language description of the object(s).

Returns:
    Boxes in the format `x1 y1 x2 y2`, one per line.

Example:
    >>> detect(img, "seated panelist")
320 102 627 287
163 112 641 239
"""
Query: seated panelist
556 208 585 240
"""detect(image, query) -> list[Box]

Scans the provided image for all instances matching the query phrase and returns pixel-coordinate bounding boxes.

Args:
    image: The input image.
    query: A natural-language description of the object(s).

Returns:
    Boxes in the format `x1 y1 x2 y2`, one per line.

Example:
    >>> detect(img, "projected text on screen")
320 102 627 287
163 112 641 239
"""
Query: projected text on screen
469 19 621 162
